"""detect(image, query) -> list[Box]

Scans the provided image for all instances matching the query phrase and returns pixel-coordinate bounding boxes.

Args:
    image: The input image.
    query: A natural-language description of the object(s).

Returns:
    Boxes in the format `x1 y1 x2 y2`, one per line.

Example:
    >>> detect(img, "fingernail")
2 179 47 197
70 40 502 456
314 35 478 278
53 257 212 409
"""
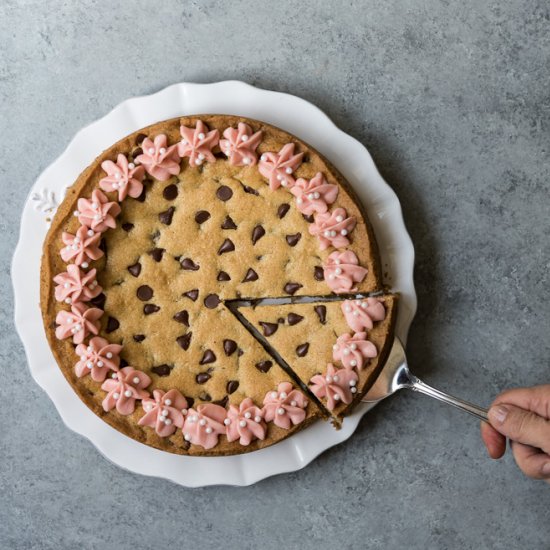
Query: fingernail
542 462 550 476
490 405 509 424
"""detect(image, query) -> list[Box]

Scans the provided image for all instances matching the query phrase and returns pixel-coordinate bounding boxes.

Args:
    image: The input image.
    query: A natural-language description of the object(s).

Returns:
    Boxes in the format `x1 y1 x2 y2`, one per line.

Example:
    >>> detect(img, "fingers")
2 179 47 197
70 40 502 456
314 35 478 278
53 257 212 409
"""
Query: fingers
488 404 550 454
492 385 550 419
511 441 550 481
480 421 506 458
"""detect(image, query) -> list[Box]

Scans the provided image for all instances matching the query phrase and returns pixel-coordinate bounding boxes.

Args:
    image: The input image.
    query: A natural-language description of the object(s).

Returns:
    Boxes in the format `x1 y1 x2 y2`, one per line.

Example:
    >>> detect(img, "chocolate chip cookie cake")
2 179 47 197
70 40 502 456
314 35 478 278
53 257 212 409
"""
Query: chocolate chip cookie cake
41 114 398 456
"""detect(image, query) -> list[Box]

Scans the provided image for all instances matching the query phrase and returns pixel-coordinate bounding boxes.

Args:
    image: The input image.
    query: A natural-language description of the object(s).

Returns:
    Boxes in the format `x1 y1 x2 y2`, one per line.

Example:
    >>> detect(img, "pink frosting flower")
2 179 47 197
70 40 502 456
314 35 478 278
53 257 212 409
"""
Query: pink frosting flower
219 122 262 166
323 250 368 293
99 153 145 200
225 398 266 446
182 404 227 449
341 298 386 333
135 135 180 181
177 120 219 167
55 302 102 344
53 264 102 305
139 389 188 437
76 189 121 232
308 208 356 250
102 367 151 415
75 336 122 381
262 382 308 429
258 143 303 190
60 226 103 267
309 363 358 410
332 332 378 370
290 172 338 215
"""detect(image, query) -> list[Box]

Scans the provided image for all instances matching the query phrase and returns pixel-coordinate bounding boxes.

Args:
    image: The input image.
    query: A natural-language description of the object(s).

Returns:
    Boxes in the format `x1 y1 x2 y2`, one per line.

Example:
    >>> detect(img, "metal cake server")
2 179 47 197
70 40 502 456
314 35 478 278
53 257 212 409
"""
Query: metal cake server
363 338 489 422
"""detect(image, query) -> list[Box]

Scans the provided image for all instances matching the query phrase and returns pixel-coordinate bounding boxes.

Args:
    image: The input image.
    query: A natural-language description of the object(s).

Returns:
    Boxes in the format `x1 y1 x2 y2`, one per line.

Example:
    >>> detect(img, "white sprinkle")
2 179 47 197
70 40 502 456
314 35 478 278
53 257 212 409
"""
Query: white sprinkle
199 418 207 426
239 420 247 428
350 343 357 351
308 193 315 200
271 392 278 399
91 202 99 210
242 157 250 165
81 262 89 269
244 412 252 419
128 163 135 169
328 274 335 280
190 415 198 423
124 390 132 398
353 311 359 317
159 147 166 154
254 416 262 423
297 197 303 204
335 268 342 275
345 305 352 312
333 344 339 350
113 392 120 399
198 132 205 140
290 401 297 407
96 361 103 368
241 134 249 142
112 373 117 379
340 229 348 236
333 375 339 382
165 399 172 406
361 302 368 309
74 236 80 242
112 182 119 189
198 153 205 160
285 167 292 174
224 418 231 425
71 327 77 334
326 375 333 383
148 148 155 154
65 298 72 304
106 352 113 359
334 394 341 401
313 192 320 199
164 418 172 426
280 179 287 186
324 230 331 238
133 377 140 384
350 380 357 386
73 210 79 217
195 158 202 165
280 392 287 399
276 174 282 181
350 360 357 367
343 348 350 356
205 426 212 434
87 229 94 237
182 409 188 415
71 244 78 250
161 409 169 417
335 259 341 265
261 154 267 161
86 362 93 369
351 387 357 393
115 172 120 180
74 324 82 331
277 407 285 415
184 434 191 441
181 138 187 145
330 230 337 238
336 215 343 223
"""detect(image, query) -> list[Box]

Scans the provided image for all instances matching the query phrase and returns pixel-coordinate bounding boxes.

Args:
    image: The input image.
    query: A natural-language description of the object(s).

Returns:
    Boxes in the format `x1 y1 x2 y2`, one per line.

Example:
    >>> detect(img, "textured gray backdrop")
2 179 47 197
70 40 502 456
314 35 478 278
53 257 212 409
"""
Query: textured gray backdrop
2 1 549 549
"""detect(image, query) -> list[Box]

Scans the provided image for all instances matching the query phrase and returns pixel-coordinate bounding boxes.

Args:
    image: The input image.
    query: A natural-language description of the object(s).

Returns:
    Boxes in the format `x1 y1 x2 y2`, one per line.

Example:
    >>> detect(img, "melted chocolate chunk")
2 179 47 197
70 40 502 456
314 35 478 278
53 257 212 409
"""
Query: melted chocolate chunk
132 147 143 159
121 222 134 232
314 305 327 324
241 183 259 196
176 332 192 350
119 357 129 368
185 396 195 409
277 203 290 219
173 310 189 326
302 213 314 223
218 238 235 255
135 186 147 203
136 285 153 301
217 271 231 281
255 360 273 373
285 233 302 247
314 266 324 281
133 334 146 343
204 294 220 309
221 216 237 230
180 258 199 271
223 339 237 356
159 206 175 225
183 289 199 301
199 392 212 401
106 317 119 333
143 304 160 315
135 133 147 145
163 184 178 200
251 224 265 245
89 293 106 310
242 268 258 282
216 185 233 201
196 372 211 384
149 247 165 262
226 380 239 394
213 396 229 408
296 343 310 357
259 321 278 337
195 210 211 224
238 348 244 357
284 282 303 295
287 313 304 325
151 364 171 377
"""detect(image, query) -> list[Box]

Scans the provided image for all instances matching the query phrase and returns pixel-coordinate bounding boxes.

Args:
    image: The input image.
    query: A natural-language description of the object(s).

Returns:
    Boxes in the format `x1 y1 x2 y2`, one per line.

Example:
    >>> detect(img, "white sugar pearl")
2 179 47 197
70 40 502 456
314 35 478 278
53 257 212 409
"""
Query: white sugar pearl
93 214 100 221
330 230 337 237
184 434 191 441
345 305 352 312
340 229 348 236
271 392 278 399
224 418 231 425
277 407 285 415
333 344 339 350
112 182 119 189
74 236 80 242
97 361 103 367
335 259 341 265
361 302 368 309
74 324 82 331
199 419 207 426
244 412 252 419
308 193 315 200
198 153 205 160
181 138 187 145
333 375 339 382
106 352 113 359
280 392 287 399
353 311 359 317
165 399 172 406
276 174 282 181
335 268 342 275
112 373 118 379
254 416 262 423
161 409 169 417
133 377 140 384
242 157 250 165
148 148 155 154
92 202 99 210
326 375 333 383
350 343 357 351
73 210 79 217
349 380 357 387
128 163 135 169
86 362 93 369
343 348 350 356
113 392 120 399
336 215 343 223
241 134 249 142
198 132 205 140
115 172 120 180
351 387 357 393
280 179 287 186
182 409 188 415
334 394 341 401
261 154 267 161
189 415 197 423
87 229 94 237
313 192 320 199
205 427 212 434
65 298 72 304
225 148 231 155
350 360 357 367
124 390 132 398
164 418 172 426
81 262 88 269
285 167 292 174
297 197 303 204
195 158 202 165
328 274 335 280
239 420 247 428
71 327 77 334
290 401 297 407
71 244 78 250
159 147 166 154
87 346 93 352
324 230 331 238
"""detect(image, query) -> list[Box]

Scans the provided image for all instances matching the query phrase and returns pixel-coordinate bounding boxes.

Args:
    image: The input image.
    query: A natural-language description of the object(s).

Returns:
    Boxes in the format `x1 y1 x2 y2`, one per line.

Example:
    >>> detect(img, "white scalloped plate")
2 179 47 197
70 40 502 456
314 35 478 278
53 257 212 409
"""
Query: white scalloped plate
12 81 416 487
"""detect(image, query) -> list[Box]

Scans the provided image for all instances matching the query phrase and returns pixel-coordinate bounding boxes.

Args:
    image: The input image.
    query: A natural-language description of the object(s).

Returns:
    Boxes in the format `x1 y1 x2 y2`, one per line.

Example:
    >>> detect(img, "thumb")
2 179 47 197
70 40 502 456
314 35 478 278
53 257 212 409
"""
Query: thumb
488 404 550 454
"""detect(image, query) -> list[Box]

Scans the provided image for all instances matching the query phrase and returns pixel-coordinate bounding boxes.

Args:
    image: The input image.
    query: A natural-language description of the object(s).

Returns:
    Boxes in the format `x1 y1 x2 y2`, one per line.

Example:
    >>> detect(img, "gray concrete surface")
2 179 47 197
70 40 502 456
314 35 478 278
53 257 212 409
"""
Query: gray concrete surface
1 1 549 548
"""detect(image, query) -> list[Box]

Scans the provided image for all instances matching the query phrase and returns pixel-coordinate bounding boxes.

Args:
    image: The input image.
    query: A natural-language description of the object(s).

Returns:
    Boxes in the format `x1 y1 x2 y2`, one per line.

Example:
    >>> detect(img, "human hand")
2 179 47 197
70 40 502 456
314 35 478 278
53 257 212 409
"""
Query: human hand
481 385 550 482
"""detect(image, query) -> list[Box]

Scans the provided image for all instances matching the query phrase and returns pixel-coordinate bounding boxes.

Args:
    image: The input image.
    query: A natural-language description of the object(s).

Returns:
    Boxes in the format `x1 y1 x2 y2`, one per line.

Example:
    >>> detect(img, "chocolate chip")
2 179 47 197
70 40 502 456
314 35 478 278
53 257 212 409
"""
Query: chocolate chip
176 332 192 350
163 184 178 200
183 289 199 301
238 348 244 357
119 357 128 368
149 248 165 262
286 233 301 247
221 216 237 230
89 293 106 310
218 238 235 255
143 304 160 315
255 360 273 373
296 343 310 357
195 210 211 224
136 285 153 301
150 229 160 242
99 238 107 256
151 364 171 377
284 282 302 295
217 271 231 281
223 339 237 356
199 392 212 401
260 321 278 337
159 206 175 225
106 317 119 333
314 305 327 324
133 334 146 342
121 222 134 232
251 224 265 245
180 258 199 271
173 310 189 326
216 185 233 201
226 380 239 394
241 183 259 196
278 203 290 219
135 133 147 145
278 317 285 324
213 396 229 408
287 313 304 325
302 213 314 223
132 147 143 159
242 268 258 282
204 294 220 309
135 186 147 202
196 372 211 384
314 266 324 281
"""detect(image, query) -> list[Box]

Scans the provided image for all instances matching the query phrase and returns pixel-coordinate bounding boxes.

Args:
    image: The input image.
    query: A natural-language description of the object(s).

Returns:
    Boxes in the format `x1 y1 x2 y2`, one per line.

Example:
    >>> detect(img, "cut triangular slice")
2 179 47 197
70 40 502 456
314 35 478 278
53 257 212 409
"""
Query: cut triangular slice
235 294 398 419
